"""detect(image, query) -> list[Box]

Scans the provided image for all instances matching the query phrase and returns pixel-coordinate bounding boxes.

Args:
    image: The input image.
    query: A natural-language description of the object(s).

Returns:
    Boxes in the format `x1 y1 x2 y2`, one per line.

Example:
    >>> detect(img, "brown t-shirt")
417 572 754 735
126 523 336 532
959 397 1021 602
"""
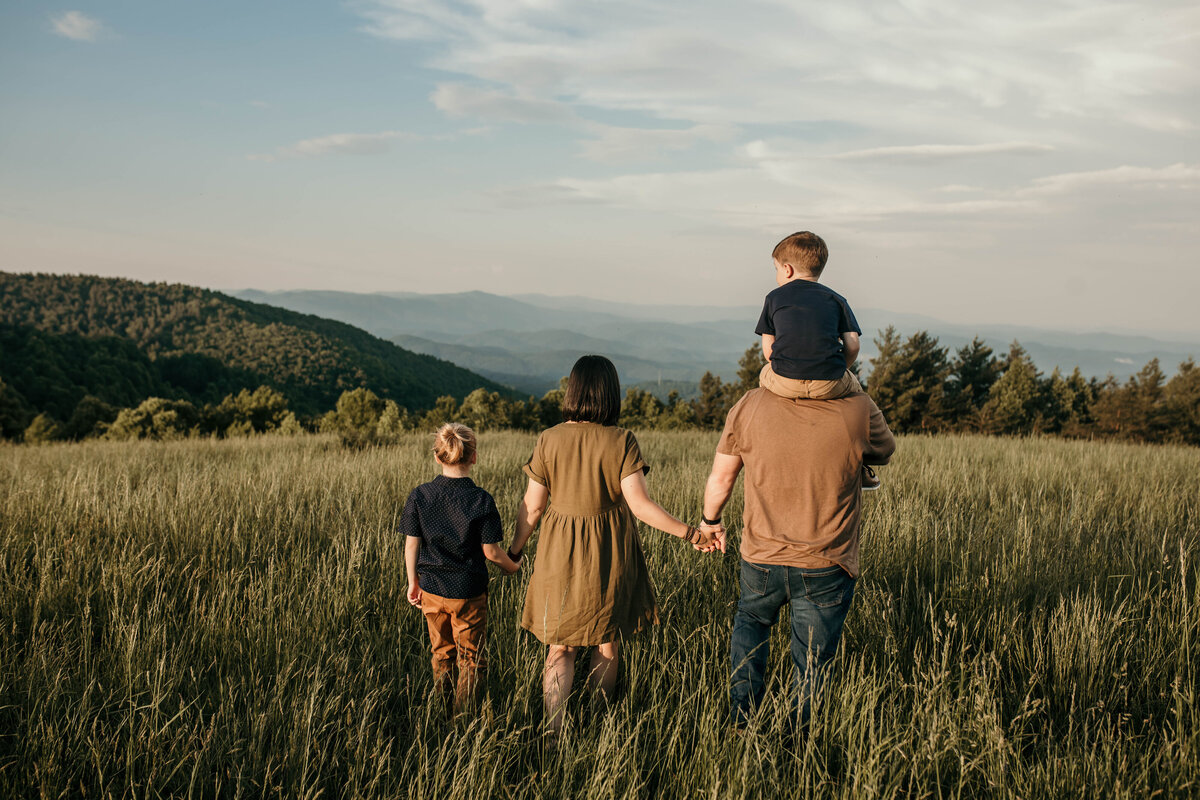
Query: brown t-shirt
717 388 895 577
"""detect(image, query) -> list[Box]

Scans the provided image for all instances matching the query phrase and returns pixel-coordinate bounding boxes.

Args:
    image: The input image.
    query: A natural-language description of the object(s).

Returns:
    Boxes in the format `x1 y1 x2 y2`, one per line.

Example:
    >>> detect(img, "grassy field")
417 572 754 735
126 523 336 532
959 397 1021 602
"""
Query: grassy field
1 431 1197 798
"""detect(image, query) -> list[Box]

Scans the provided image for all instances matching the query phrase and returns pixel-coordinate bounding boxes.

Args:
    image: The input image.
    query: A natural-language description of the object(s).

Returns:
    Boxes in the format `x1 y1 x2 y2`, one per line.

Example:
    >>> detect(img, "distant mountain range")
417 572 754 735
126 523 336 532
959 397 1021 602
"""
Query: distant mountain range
231 289 1199 397
0 274 511 424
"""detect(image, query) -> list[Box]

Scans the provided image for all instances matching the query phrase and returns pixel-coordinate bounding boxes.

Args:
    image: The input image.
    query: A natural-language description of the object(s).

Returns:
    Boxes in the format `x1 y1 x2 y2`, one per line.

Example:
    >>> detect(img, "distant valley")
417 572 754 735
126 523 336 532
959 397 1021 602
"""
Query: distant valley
232 289 1200 397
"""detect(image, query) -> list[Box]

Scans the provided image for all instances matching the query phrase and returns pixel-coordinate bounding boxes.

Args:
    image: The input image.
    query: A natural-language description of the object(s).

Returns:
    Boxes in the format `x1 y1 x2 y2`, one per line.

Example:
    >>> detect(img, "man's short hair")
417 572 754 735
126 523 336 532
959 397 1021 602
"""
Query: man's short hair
772 231 828 277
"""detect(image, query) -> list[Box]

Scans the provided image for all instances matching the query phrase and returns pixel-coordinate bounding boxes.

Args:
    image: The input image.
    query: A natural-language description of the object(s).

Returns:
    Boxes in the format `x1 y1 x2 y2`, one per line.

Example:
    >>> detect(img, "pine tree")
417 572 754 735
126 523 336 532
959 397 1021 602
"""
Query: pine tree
946 337 1001 427
980 342 1042 435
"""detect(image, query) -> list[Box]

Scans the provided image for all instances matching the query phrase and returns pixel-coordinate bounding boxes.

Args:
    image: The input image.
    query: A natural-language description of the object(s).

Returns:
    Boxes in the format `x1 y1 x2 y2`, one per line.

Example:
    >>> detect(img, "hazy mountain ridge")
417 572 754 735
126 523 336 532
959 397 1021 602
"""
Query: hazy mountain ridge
0 273 512 421
230 289 1198 392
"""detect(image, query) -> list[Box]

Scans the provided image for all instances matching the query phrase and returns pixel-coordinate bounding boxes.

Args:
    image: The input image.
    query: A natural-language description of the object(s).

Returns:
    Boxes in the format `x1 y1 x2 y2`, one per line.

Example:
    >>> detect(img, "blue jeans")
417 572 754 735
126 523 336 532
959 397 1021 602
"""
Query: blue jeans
729 560 855 727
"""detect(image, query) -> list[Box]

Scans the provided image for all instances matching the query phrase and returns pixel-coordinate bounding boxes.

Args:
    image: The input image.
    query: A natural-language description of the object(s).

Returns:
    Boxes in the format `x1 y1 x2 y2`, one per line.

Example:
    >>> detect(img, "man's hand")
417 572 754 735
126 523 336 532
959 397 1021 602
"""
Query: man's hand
696 521 726 554
406 582 422 608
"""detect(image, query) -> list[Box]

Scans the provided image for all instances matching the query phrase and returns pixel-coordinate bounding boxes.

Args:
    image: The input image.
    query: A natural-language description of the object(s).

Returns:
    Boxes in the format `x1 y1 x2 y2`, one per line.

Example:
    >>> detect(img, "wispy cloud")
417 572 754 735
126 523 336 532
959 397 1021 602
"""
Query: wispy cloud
832 142 1055 162
51 11 103 42
1023 163 1200 195
249 131 421 161
431 84 574 124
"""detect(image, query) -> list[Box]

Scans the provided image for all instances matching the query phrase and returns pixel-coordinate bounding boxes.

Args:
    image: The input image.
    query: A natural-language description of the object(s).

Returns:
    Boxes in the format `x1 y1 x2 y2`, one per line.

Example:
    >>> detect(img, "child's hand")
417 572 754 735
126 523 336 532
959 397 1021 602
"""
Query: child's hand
406 583 422 608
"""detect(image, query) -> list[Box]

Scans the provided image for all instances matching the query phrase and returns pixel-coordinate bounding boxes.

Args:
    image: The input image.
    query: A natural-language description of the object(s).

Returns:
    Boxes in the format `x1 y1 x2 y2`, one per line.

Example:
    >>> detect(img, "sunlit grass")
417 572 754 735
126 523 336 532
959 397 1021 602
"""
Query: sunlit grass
1 432 1197 798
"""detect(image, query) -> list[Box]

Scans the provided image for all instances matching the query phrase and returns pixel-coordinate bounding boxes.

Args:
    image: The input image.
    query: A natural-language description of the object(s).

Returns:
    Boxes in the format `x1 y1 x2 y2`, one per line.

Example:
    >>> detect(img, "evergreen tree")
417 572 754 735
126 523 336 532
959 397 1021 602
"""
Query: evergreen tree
733 342 766 400
692 371 729 430
946 337 1001 426
1162 359 1200 445
980 343 1043 435
867 328 948 432
865 326 903 423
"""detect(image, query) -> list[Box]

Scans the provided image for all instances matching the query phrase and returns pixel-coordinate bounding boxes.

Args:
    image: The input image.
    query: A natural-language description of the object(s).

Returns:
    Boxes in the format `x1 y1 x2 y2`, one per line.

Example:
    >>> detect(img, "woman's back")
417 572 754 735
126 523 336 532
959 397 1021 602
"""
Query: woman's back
524 422 648 512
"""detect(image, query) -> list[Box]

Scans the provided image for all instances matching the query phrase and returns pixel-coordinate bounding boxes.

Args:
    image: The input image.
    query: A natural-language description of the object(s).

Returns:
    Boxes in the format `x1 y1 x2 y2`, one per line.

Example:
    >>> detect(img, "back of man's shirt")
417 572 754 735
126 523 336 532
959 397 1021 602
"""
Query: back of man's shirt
717 388 895 576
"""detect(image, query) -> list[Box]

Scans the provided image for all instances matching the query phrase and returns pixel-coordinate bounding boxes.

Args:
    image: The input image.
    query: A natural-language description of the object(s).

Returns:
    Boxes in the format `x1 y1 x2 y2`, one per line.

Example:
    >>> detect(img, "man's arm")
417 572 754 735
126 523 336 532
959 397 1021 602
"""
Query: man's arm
702 452 743 530
863 396 896 466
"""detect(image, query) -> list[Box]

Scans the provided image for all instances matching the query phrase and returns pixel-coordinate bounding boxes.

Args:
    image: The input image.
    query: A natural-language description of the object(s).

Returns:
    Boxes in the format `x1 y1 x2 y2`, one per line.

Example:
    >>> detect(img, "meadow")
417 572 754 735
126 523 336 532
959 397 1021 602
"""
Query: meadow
1 431 1197 798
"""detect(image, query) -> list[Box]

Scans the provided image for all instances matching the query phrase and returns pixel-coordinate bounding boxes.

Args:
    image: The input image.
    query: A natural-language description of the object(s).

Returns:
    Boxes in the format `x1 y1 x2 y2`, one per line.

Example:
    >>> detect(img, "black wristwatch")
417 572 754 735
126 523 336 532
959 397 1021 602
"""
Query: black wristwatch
507 547 523 561
701 514 721 526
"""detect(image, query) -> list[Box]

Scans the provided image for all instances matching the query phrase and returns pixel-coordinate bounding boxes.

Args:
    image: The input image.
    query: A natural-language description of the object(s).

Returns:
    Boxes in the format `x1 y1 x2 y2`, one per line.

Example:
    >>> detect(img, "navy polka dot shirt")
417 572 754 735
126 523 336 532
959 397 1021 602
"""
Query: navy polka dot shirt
400 475 503 600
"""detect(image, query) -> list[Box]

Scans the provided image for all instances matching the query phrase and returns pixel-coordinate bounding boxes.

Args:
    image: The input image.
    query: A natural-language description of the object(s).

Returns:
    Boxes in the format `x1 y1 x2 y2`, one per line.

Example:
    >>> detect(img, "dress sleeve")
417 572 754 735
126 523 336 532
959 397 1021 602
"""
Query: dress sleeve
398 490 421 538
522 432 549 487
620 430 650 478
479 493 503 544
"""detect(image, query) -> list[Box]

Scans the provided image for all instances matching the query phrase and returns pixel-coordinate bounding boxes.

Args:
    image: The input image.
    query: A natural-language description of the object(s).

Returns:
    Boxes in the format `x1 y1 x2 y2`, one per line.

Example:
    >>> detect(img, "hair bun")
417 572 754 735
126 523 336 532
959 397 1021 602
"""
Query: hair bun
433 423 477 465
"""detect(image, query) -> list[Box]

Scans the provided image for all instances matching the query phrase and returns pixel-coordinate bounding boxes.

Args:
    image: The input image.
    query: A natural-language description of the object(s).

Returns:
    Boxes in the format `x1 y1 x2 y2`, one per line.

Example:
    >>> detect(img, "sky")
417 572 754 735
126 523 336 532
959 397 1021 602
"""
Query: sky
2 1 1198 337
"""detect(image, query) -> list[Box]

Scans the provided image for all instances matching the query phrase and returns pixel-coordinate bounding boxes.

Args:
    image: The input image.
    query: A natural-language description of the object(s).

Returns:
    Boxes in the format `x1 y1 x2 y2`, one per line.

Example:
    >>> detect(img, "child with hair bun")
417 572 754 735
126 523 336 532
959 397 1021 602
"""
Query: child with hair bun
402 422 522 712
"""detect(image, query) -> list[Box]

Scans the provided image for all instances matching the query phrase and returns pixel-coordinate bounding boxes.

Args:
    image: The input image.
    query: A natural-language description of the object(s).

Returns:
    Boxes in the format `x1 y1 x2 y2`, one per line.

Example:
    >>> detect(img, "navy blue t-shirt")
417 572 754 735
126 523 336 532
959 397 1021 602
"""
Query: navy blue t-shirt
755 280 861 381
400 475 503 600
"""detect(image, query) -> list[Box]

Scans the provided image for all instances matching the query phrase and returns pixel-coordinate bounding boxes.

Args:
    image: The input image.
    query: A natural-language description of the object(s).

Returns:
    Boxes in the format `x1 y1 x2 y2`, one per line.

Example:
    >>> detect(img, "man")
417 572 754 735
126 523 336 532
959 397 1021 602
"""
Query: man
699 384 895 727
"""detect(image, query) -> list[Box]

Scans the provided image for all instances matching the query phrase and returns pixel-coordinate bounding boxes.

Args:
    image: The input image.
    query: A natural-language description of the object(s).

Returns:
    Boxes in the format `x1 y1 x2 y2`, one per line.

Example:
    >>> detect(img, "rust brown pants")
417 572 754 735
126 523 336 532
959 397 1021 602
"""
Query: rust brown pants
421 590 487 711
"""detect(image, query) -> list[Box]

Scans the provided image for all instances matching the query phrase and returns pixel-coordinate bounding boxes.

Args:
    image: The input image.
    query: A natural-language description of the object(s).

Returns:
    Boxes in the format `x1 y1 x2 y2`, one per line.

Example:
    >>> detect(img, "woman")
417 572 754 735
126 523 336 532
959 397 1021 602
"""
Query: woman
508 355 720 735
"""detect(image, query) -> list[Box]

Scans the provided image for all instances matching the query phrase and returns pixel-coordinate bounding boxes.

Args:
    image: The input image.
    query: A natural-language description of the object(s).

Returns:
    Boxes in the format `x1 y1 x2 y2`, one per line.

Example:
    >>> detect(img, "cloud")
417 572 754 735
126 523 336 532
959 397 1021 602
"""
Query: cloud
1023 163 1200 195
249 131 421 161
832 142 1055 162
51 11 102 41
431 83 575 123
577 123 737 163
358 0 1200 135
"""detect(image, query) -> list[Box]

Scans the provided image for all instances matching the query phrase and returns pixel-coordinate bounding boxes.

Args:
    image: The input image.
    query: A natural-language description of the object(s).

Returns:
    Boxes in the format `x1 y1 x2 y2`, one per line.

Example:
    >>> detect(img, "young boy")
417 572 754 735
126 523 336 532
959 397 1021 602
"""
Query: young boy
756 231 879 489
403 423 522 713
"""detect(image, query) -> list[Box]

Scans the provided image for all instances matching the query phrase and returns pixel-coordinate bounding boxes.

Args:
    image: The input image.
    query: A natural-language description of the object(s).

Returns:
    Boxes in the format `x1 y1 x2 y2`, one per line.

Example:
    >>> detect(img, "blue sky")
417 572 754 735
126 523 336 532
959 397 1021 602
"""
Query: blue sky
2 1 1198 336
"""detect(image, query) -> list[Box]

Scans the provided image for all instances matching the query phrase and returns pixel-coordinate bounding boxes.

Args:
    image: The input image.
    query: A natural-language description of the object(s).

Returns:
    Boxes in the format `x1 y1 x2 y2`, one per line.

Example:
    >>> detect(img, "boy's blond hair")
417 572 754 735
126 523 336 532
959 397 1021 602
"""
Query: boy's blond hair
433 423 476 465
772 231 828 277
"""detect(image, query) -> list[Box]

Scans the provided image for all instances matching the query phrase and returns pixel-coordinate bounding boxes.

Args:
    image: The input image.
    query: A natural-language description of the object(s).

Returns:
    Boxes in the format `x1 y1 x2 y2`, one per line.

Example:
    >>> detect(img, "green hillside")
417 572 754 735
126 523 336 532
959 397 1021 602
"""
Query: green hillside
0 273 511 422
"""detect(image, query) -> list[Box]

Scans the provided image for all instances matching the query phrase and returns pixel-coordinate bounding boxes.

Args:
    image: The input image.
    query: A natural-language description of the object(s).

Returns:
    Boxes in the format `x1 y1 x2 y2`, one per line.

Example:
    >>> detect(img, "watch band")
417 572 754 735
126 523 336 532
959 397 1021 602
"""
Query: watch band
701 514 722 526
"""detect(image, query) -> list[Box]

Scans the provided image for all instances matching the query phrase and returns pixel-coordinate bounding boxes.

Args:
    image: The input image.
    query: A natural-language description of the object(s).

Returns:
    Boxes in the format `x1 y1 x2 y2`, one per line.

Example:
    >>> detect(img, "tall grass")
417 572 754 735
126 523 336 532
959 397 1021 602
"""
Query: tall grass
1 431 1197 798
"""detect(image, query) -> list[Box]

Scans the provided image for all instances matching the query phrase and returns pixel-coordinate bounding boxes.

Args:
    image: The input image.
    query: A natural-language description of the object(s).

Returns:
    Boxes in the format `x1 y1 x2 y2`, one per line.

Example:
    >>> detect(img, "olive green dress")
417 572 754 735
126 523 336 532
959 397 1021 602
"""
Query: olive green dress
520 422 659 645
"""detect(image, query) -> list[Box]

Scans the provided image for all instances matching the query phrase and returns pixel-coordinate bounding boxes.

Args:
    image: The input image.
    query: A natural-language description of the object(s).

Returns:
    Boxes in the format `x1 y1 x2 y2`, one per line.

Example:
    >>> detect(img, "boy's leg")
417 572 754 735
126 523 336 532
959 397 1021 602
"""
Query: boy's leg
729 560 786 727
787 566 855 727
448 593 488 712
758 363 816 399
806 369 862 400
421 592 457 706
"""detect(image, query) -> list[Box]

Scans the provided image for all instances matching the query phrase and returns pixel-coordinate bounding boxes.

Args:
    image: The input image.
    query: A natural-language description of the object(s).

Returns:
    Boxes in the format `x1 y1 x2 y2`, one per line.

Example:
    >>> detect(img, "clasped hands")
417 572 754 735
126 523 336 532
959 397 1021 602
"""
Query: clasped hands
691 520 726 554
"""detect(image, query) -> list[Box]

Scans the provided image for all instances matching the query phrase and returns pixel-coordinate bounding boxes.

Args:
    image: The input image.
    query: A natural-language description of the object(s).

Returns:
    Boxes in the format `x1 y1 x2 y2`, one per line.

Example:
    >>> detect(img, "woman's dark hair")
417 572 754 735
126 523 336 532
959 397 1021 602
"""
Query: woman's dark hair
562 355 621 426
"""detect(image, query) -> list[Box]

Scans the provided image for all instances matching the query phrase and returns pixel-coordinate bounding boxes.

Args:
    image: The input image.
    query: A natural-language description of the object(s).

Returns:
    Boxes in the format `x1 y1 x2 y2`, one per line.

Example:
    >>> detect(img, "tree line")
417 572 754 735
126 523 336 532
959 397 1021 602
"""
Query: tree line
4 328 1197 447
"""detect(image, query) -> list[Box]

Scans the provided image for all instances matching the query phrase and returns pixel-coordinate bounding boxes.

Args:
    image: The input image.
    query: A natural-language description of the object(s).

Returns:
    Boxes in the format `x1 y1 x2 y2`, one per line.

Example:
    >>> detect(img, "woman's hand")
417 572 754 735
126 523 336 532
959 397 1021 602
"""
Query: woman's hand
406 582 422 608
694 522 726 553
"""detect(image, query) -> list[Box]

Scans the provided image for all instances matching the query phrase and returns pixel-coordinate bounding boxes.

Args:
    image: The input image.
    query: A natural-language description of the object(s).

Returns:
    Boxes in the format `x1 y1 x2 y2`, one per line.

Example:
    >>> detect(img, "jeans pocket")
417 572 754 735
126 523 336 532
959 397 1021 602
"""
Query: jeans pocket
802 569 849 609
740 561 770 596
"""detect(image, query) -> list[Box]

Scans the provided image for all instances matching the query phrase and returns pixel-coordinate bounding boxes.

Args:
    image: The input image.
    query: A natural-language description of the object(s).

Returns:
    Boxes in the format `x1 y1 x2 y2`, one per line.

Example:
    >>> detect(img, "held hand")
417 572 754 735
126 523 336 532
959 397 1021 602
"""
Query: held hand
697 522 726 554
406 583 422 608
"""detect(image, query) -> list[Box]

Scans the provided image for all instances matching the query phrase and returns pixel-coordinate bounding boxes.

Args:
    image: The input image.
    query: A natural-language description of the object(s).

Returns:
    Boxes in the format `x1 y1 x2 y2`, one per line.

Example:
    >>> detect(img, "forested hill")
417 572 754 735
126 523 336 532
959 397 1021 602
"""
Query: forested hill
0 272 511 420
